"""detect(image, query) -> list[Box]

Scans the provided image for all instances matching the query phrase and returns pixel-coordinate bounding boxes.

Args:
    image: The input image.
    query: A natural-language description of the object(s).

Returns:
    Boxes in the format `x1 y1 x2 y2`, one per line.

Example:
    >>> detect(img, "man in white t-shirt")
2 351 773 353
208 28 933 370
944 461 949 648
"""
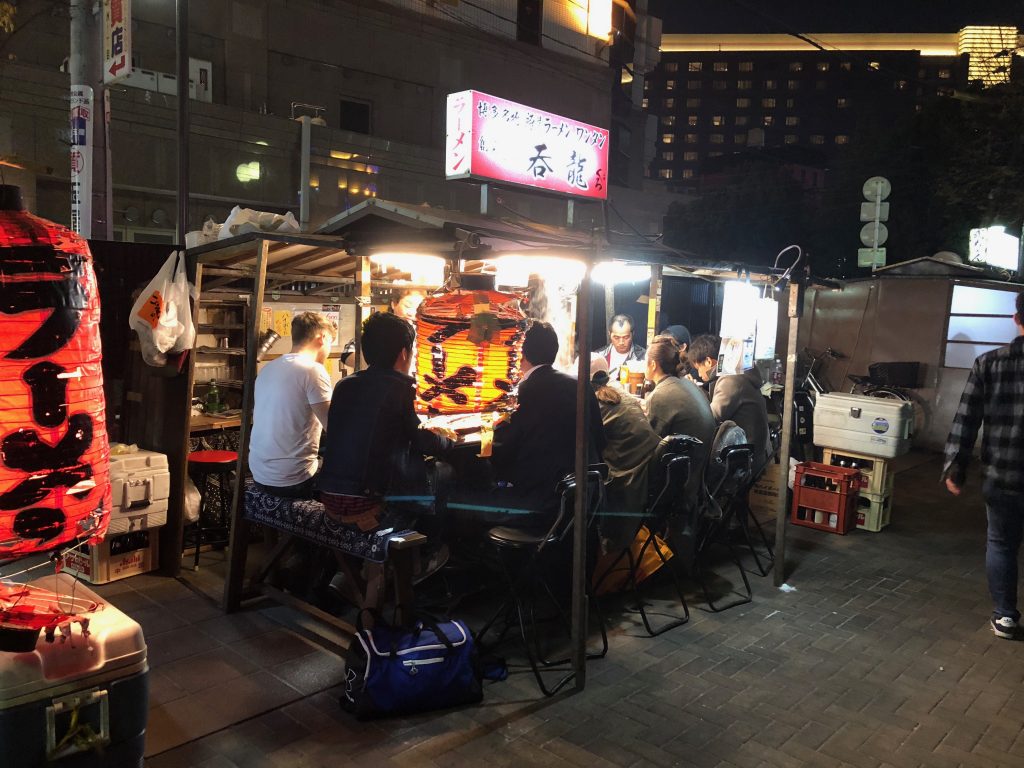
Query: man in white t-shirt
248 312 335 498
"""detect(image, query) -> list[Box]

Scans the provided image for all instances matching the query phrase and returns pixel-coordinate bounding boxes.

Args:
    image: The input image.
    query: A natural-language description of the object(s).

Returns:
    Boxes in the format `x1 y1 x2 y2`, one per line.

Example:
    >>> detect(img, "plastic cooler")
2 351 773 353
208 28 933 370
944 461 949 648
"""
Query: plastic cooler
0 573 149 767
813 392 913 458
790 462 861 534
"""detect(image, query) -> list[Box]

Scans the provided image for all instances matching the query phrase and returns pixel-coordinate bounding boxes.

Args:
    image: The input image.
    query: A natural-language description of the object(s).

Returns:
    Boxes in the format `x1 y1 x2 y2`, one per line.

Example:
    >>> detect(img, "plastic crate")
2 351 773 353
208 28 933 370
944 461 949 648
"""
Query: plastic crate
822 447 895 497
790 462 861 535
856 493 893 532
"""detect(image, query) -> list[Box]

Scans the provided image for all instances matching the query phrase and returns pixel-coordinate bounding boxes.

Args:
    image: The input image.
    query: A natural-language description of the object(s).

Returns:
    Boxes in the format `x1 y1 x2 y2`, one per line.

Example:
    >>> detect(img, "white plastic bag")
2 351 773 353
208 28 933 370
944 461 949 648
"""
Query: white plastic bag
184 476 201 524
129 251 196 367
218 206 300 240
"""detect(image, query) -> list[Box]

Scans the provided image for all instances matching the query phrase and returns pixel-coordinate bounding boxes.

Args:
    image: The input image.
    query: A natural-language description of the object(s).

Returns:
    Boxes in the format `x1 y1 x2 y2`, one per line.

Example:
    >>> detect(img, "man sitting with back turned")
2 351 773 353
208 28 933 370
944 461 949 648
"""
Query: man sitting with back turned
491 321 606 518
248 312 335 499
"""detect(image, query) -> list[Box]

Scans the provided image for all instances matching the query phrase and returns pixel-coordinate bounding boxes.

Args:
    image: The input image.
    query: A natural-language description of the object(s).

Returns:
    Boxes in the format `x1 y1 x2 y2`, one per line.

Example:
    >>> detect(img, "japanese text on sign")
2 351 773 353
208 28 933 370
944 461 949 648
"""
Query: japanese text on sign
445 90 609 201
103 0 132 84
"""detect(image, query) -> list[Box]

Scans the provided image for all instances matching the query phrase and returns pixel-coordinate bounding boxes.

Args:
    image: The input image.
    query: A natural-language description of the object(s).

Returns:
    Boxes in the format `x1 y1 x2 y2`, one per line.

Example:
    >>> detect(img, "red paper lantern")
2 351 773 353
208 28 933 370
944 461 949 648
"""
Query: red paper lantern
415 284 526 415
0 186 111 558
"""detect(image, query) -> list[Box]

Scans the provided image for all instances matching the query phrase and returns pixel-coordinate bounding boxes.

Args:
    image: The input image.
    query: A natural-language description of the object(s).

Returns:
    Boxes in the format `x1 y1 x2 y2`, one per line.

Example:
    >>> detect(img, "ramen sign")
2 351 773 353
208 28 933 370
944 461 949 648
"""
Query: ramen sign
445 90 609 201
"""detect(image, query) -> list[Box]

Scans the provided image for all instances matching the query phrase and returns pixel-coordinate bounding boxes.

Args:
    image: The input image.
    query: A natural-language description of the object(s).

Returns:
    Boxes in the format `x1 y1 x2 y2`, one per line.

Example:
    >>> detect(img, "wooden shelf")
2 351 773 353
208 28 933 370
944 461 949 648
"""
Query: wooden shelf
198 323 245 330
195 346 246 356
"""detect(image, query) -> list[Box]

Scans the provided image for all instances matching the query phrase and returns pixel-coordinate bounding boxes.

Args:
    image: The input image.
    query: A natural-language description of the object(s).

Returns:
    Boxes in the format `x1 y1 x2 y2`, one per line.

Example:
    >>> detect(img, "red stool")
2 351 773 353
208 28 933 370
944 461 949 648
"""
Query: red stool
187 450 238 570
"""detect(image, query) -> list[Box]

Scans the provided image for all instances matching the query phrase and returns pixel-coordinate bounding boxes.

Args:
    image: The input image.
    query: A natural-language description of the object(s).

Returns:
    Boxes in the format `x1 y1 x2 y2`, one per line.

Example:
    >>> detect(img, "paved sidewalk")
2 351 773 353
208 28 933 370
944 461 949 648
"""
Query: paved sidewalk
130 455 1022 768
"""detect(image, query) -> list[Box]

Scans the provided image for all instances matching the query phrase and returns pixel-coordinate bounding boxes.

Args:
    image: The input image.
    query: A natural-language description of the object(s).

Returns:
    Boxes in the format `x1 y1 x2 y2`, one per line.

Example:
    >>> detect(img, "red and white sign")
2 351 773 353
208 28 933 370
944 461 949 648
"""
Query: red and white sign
103 0 132 84
445 90 609 201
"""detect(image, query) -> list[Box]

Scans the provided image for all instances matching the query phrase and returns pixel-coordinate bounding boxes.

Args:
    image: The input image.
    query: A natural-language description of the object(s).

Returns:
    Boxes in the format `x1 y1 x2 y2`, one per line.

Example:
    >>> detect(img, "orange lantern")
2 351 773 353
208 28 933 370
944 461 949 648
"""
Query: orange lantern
0 186 111 558
416 280 526 415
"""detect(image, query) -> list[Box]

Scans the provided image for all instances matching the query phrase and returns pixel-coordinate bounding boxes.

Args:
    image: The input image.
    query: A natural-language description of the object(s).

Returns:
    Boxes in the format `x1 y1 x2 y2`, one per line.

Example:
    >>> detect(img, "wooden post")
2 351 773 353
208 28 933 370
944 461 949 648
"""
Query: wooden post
353 255 371 370
224 239 269 612
772 279 802 587
571 258 593 691
646 264 662 347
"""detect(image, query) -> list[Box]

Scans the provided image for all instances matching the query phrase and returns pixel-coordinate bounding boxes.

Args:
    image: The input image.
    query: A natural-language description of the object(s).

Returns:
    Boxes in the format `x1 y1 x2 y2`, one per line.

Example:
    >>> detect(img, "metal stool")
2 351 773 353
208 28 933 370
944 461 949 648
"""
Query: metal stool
186 449 238 570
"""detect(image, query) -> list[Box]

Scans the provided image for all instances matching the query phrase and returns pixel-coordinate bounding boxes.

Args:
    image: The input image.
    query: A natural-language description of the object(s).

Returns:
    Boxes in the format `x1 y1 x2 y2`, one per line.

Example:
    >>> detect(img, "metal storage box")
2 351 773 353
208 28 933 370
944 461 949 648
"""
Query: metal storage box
0 573 149 767
813 392 913 458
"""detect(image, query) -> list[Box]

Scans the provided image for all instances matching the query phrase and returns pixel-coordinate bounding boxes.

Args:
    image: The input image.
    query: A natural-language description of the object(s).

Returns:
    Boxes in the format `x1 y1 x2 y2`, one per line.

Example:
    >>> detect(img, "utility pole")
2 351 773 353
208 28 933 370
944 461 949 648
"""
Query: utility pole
69 1 106 237
176 0 190 245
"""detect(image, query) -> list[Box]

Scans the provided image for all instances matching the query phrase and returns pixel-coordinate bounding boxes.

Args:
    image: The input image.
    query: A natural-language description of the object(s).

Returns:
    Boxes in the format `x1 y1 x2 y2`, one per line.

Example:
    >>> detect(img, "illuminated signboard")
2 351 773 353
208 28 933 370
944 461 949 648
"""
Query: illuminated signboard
445 90 609 201
970 225 1020 271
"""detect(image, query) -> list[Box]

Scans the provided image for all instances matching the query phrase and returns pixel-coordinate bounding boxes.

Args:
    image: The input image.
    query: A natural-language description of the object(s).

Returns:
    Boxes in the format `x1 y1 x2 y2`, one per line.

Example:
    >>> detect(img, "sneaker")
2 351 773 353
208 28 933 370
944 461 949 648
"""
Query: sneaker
991 616 1024 640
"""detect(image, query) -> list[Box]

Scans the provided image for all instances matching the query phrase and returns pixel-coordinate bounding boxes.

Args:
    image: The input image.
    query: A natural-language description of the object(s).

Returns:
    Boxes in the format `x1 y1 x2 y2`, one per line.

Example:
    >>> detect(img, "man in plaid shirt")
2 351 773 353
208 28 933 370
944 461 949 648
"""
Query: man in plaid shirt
944 291 1024 639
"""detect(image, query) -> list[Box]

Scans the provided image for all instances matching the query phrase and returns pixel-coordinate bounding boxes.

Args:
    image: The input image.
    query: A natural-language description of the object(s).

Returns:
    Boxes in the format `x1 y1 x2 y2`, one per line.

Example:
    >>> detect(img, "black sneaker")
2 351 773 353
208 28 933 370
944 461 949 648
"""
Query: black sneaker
991 616 1024 640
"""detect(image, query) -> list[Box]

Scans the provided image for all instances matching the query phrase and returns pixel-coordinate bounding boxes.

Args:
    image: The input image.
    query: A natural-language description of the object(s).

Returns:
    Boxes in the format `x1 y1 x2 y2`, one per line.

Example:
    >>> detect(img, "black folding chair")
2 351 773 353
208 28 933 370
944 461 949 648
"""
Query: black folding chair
695 422 755 612
593 435 703 636
475 464 608 697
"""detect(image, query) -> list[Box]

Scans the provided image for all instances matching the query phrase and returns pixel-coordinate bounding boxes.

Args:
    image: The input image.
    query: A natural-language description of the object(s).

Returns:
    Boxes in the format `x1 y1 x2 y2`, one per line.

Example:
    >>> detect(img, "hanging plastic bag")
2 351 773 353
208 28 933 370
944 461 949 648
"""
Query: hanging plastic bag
184 476 201 524
129 251 196 367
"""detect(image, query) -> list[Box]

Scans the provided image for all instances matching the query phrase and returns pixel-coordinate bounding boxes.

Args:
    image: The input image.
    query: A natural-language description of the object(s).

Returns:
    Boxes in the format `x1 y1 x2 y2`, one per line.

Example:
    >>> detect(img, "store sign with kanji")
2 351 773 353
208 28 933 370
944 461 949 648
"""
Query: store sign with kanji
445 90 609 201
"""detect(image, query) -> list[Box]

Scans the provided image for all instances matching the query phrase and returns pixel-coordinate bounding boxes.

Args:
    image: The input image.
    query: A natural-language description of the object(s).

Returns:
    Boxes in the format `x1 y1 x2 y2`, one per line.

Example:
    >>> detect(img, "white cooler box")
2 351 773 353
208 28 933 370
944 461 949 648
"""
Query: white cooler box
108 449 170 535
813 392 913 458
0 573 149 767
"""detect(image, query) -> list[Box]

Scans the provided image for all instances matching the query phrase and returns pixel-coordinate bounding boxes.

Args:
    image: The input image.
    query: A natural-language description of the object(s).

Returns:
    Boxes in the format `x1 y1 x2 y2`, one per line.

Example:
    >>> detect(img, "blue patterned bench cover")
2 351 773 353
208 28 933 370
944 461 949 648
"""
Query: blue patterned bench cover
243 479 415 563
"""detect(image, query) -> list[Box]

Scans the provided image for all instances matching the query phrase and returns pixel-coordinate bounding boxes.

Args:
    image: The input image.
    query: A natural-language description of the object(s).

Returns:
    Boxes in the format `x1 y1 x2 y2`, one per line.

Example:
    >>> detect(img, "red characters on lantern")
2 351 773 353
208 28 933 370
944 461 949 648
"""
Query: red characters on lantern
0 193 111 557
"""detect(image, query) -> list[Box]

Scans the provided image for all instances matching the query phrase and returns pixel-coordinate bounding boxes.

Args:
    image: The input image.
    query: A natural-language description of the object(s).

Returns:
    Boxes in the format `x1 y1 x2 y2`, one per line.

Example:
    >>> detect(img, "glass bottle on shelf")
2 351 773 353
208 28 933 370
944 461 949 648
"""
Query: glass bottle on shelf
205 379 222 414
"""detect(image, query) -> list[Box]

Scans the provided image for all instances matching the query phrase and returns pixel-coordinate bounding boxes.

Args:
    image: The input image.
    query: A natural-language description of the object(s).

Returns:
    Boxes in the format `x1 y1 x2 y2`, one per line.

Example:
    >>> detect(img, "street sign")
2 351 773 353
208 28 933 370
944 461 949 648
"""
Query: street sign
862 176 891 202
860 222 888 247
858 247 886 268
103 0 132 84
860 202 889 222
69 85 93 237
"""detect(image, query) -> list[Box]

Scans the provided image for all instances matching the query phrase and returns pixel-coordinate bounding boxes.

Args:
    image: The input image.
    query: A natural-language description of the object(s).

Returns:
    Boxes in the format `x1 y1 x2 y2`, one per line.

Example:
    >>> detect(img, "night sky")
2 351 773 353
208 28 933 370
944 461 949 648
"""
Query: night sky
651 1 1024 34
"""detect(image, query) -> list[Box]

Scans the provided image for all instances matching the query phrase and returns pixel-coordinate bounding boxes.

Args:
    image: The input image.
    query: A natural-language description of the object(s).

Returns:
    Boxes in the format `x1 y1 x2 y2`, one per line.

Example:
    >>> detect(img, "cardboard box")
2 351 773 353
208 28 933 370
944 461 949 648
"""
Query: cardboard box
749 461 784 519
63 530 159 585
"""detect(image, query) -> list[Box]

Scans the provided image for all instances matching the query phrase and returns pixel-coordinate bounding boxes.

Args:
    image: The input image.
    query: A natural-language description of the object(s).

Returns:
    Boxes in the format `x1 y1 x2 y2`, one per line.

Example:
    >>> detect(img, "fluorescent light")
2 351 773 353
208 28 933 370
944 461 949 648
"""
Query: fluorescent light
490 256 585 290
970 225 1020 271
592 262 650 285
370 253 445 285
235 161 260 182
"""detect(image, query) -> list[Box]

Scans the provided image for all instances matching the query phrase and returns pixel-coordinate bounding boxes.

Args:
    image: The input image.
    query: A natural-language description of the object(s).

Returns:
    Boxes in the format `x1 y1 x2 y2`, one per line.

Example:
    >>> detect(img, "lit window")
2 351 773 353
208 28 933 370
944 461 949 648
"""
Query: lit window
687 80 702 89
734 133 747 144
688 61 702 72
786 98 795 108
869 61 881 70
737 80 753 90
810 134 824 145
712 81 728 90
785 116 799 126
644 80 650 91
841 62 852 71
710 134 724 143
895 80 908 90
836 97 849 108
714 62 728 72
712 115 724 126
835 135 849 145
708 151 723 158
662 151 674 161
765 79 777 90
817 62 829 72
687 115 698 126
789 62 803 72
681 169 695 179
736 97 751 108
686 98 701 108
666 80 676 91
735 115 749 126
641 98 649 109
662 115 676 126
739 62 754 72
684 151 698 161
784 134 798 144
763 115 774 126
762 98 776 108
787 80 800 90
938 87 954 97
659 168 673 179
685 133 699 143
666 62 679 73
662 133 675 144
664 97 675 108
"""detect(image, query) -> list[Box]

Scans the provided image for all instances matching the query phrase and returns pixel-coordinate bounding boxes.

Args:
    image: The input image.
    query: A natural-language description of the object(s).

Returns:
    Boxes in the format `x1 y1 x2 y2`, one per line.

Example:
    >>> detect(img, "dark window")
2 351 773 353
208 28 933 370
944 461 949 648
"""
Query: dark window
340 99 371 134
517 0 542 45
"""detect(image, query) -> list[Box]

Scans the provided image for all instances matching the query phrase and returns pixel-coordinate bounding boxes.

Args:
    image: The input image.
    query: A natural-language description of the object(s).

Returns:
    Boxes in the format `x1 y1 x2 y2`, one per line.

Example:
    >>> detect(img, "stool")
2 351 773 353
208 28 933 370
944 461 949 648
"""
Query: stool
187 449 238 570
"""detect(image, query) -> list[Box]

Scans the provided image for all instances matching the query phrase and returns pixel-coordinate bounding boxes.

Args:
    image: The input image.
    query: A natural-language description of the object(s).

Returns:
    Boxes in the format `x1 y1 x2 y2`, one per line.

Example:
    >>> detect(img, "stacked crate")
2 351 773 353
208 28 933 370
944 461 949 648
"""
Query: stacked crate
822 448 894 532
790 462 862 535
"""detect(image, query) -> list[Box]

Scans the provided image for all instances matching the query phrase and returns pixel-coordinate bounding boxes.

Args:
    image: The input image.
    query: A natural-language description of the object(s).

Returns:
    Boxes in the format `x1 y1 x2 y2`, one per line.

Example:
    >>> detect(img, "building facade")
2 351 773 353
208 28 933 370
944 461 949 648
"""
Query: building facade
645 28 1022 188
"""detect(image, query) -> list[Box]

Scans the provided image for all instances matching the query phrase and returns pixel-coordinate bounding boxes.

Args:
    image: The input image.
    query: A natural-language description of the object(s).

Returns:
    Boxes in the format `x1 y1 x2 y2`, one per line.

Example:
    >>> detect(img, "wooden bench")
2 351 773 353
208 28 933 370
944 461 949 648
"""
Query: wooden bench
242 479 427 636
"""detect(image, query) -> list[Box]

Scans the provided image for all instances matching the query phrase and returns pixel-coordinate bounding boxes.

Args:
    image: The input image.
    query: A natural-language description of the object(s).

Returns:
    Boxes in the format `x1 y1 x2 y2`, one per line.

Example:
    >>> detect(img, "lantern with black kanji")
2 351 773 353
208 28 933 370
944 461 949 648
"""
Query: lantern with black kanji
416 276 527 415
0 185 111 559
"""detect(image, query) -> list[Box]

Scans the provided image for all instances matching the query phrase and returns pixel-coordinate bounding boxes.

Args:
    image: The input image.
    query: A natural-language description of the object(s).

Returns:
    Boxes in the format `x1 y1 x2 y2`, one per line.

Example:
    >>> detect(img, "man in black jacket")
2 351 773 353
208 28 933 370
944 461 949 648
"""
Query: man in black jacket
492 322 606 516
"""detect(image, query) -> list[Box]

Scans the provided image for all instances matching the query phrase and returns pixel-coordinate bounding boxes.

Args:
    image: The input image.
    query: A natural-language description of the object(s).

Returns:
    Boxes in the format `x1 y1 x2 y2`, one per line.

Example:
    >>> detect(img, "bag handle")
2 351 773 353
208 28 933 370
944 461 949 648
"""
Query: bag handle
412 613 456 652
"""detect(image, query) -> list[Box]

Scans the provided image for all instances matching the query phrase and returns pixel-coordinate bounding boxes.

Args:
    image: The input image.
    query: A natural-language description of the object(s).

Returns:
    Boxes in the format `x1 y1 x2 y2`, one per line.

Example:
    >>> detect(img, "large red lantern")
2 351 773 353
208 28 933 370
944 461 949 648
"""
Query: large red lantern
415 278 526 416
0 186 111 559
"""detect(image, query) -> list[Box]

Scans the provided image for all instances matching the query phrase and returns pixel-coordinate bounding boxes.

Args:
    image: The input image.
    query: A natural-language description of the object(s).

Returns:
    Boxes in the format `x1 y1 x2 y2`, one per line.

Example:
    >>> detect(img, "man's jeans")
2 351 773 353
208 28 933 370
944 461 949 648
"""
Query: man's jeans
986 489 1024 621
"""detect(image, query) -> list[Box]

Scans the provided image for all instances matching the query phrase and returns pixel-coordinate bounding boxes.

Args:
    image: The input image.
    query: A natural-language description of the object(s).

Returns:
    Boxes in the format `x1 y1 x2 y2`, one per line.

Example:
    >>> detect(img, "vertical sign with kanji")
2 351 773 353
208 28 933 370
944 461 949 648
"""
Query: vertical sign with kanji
69 85 93 237
103 0 132 84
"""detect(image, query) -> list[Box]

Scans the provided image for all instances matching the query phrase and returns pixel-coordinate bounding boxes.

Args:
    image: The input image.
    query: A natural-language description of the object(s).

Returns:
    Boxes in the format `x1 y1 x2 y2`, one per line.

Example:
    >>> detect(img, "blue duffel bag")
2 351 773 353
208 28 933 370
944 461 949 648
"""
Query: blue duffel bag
342 614 482 719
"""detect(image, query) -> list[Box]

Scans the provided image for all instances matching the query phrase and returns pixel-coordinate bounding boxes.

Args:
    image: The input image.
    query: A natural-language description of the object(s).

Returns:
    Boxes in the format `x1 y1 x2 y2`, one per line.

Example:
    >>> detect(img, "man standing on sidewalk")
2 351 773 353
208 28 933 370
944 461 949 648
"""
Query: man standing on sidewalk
944 291 1024 639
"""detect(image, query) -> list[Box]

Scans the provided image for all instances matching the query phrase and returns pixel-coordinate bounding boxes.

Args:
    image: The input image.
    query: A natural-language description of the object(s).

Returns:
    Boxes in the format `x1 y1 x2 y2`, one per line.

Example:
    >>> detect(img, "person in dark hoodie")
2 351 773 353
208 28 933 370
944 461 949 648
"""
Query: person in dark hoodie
689 333 772 470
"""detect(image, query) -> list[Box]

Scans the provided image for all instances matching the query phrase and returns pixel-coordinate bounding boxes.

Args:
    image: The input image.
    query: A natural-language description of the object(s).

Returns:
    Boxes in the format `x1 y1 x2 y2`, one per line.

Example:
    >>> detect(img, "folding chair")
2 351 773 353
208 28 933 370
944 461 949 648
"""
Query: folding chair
475 464 608 697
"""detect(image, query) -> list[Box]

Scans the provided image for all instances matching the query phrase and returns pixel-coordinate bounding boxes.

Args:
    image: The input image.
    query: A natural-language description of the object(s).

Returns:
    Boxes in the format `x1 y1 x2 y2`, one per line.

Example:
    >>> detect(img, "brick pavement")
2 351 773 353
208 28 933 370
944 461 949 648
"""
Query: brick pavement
139 455 1023 767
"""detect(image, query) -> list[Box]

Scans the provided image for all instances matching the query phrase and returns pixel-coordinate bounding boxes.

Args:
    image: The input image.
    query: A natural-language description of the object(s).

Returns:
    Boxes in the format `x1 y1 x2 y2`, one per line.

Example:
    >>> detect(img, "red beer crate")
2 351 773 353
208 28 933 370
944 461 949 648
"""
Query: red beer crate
790 462 861 534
